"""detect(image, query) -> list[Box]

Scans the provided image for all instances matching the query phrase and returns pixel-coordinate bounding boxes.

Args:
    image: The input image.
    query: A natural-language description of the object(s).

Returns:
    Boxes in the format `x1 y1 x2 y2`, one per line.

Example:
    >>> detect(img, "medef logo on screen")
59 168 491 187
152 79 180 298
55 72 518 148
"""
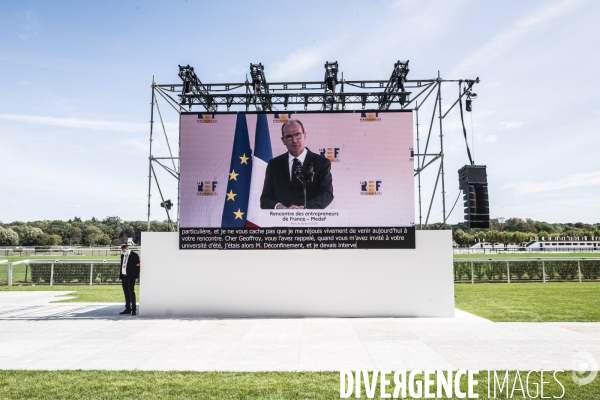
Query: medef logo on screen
360 181 382 195
319 148 341 162
197 114 217 123
360 112 381 122
197 181 218 196
272 113 292 123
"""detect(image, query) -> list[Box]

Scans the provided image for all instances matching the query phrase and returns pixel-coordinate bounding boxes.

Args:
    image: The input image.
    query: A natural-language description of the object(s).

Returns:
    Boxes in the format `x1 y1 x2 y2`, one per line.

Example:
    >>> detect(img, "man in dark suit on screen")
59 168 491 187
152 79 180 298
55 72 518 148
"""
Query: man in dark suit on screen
260 119 333 209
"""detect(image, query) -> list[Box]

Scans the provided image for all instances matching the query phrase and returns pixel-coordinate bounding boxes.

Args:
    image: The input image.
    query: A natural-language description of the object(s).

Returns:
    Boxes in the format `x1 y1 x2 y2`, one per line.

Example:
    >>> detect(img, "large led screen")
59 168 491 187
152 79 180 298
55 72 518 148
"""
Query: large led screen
179 111 415 249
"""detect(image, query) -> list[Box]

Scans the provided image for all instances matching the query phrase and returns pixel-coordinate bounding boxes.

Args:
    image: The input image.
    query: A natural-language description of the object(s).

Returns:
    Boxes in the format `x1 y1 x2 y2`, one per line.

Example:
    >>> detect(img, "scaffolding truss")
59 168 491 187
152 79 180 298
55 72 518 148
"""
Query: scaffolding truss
146 61 480 231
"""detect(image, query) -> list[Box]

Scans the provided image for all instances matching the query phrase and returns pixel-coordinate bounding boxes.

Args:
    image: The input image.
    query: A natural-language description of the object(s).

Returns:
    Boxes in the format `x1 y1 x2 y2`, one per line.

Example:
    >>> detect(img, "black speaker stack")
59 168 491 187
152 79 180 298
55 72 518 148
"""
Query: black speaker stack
458 165 489 229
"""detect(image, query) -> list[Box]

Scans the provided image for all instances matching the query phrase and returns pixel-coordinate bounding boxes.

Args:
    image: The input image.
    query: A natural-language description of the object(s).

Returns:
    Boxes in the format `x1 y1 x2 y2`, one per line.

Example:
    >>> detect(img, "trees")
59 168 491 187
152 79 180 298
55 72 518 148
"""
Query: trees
453 229 472 247
0 218 172 247
0 227 19 246
485 230 501 244
3 215 593 249
16 226 44 246
503 218 527 232
83 226 104 246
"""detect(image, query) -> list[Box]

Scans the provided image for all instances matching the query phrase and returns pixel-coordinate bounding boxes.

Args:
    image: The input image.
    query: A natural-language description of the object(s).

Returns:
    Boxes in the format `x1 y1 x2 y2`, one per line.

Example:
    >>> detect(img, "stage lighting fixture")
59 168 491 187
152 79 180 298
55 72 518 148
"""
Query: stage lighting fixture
465 91 476 112
160 199 173 210
399 92 408 106
379 60 410 111
250 63 265 86
324 61 339 91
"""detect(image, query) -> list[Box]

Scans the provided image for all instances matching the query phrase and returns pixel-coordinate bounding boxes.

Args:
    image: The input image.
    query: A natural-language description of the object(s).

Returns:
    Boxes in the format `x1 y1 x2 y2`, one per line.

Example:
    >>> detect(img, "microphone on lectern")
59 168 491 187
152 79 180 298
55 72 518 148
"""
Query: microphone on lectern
294 161 303 182
307 162 315 183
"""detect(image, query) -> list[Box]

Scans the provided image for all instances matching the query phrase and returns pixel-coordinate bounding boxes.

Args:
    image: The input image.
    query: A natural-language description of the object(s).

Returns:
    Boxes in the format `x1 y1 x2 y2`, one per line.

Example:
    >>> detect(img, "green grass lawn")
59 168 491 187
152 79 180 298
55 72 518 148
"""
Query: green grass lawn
455 282 600 322
2 282 599 323
454 252 599 259
0 284 138 303
0 370 596 399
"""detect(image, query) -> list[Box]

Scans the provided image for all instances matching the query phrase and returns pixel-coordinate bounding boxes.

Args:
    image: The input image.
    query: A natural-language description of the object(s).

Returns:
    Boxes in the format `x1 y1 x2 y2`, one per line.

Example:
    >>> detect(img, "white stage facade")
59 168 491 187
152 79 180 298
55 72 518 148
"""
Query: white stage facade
140 230 454 318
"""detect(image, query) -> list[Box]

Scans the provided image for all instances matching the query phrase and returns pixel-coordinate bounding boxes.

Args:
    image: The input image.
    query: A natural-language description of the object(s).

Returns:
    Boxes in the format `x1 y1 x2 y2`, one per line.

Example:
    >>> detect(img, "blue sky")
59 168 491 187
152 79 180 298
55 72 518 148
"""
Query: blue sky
1 0 599 224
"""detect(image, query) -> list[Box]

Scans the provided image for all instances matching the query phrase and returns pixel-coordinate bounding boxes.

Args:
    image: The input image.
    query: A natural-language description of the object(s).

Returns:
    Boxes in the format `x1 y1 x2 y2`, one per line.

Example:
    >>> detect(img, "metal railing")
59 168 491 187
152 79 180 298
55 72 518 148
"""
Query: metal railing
2 260 131 286
0 247 141 257
454 247 599 255
454 258 600 283
4 258 600 286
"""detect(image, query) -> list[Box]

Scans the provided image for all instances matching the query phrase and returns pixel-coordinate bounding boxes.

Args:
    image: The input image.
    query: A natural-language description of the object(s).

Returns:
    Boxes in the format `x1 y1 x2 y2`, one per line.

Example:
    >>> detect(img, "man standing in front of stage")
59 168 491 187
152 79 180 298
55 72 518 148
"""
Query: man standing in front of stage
119 244 140 316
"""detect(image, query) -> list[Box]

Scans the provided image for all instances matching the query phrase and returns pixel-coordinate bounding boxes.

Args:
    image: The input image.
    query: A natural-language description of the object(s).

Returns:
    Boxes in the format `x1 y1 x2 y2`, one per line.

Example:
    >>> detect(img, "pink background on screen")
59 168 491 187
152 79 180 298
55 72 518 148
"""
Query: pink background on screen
180 112 414 227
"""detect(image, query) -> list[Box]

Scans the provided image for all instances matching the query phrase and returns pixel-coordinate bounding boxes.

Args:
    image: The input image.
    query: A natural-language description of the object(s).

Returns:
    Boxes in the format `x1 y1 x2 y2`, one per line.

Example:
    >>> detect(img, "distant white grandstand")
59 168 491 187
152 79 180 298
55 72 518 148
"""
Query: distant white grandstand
470 236 599 251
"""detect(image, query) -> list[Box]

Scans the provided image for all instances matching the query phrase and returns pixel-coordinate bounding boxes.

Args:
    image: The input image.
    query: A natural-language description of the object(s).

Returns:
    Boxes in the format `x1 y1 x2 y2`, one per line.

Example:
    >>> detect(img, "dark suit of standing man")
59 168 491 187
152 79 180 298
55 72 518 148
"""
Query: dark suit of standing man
260 119 333 209
119 244 140 316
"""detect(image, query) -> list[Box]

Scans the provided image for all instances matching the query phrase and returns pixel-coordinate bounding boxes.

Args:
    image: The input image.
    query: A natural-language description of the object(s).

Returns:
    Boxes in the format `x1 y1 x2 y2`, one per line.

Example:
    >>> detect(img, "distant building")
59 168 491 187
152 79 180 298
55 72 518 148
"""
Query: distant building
470 236 599 251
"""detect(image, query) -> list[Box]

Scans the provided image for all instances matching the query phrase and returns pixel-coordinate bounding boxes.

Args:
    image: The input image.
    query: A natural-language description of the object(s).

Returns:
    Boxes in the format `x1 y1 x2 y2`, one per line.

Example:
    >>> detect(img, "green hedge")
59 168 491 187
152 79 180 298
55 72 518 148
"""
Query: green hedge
29 264 121 284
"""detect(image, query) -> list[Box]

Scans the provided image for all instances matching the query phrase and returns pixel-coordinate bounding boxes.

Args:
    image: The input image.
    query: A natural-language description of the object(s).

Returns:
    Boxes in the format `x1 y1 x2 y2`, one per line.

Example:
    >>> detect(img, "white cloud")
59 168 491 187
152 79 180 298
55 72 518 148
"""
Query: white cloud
0 113 149 133
499 121 524 130
268 40 344 81
120 138 149 153
215 63 248 81
451 0 583 75
485 134 497 142
503 171 600 195
16 11 39 41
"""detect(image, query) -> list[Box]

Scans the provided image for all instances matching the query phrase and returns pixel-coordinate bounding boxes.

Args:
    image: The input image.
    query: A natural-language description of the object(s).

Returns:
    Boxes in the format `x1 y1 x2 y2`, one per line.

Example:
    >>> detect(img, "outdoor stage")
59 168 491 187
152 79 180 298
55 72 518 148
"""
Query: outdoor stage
140 231 455 318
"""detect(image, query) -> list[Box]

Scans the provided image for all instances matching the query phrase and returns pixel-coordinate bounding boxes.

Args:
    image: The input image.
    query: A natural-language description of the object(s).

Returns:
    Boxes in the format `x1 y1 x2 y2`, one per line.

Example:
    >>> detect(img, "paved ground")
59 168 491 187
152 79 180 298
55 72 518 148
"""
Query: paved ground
0 292 599 371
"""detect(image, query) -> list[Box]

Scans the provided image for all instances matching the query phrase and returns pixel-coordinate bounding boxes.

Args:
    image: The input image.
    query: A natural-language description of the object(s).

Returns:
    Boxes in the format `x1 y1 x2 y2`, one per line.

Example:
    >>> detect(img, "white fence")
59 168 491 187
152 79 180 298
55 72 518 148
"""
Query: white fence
454 247 600 255
3 258 600 286
0 247 140 257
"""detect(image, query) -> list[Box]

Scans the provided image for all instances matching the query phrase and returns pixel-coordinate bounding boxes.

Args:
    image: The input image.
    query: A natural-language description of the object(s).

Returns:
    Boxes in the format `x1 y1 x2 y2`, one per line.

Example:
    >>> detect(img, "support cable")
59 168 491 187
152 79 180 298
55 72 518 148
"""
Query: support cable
154 86 183 114
420 83 440 167
414 153 441 176
152 158 179 180
424 160 443 227
154 98 177 172
458 82 475 165
153 158 179 179
445 191 462 224
150 163 174 232
403 82 435 110
471 110 475 163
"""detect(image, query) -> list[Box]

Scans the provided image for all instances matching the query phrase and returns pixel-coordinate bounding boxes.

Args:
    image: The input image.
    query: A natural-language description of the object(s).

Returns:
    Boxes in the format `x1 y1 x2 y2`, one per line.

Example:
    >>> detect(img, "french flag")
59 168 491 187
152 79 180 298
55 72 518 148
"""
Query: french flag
246 114 273 228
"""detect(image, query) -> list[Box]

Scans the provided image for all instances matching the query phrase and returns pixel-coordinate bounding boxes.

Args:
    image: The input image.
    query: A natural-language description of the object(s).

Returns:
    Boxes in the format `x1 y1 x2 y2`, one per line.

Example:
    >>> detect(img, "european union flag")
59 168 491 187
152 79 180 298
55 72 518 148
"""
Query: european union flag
246 113 273 227
221 114 253 227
